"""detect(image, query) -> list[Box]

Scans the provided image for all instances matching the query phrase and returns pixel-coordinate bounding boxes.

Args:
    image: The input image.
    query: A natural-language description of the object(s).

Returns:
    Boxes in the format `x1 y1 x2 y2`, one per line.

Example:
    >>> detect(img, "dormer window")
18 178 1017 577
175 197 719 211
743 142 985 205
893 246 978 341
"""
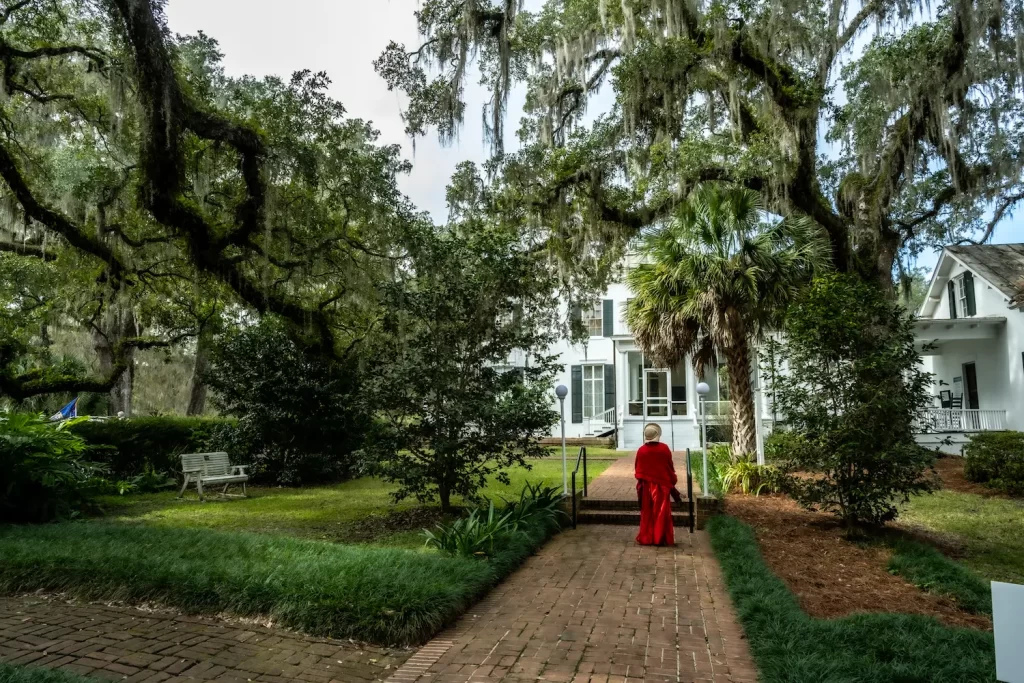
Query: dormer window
948 272 976 318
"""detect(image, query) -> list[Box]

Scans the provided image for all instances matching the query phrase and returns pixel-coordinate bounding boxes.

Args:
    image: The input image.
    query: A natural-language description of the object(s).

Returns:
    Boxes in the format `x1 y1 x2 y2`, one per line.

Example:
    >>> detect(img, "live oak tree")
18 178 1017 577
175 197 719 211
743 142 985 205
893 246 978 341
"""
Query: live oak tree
378 0 1024 288
0 1 418 402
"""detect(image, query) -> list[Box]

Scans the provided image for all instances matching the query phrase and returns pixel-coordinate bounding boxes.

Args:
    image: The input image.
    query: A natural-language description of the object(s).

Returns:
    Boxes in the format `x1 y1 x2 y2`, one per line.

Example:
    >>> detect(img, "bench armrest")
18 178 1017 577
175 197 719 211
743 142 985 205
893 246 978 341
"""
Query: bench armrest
232 465 249 475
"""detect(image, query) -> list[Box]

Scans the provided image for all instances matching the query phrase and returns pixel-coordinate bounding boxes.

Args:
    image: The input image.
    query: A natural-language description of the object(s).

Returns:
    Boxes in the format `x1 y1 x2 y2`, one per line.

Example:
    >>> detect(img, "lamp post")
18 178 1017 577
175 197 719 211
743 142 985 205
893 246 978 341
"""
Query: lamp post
555 385 569 495
696 381 710 495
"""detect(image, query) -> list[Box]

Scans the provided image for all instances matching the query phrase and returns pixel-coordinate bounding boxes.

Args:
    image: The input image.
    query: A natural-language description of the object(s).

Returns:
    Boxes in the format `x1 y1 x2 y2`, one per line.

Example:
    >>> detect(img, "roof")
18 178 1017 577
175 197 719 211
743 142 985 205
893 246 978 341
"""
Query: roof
919 244 1024 318
945 244 1024 300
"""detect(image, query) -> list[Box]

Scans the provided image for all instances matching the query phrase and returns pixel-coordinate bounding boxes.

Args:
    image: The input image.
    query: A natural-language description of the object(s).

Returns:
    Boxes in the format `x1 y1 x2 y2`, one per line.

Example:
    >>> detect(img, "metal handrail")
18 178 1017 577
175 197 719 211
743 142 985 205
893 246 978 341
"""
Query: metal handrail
685 448 695 534
570 446 588 529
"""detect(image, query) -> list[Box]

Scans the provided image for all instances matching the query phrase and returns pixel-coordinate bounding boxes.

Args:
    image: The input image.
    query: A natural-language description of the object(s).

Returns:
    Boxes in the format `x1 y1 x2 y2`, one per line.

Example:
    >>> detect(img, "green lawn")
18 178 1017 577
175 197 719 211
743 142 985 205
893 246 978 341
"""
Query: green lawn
96 459 611 548
902 489 1024 585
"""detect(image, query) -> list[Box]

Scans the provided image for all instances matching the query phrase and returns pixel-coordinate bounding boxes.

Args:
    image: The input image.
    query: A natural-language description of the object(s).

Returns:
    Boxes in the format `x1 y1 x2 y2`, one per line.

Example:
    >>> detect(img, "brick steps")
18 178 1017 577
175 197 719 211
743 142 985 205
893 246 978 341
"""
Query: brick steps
575 509 693 526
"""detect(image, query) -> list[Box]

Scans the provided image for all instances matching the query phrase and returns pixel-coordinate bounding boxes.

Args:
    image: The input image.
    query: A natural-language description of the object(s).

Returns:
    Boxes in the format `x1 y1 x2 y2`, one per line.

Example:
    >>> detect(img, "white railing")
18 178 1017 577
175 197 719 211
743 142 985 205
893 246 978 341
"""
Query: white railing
584 407 616 434
918 408 1007 433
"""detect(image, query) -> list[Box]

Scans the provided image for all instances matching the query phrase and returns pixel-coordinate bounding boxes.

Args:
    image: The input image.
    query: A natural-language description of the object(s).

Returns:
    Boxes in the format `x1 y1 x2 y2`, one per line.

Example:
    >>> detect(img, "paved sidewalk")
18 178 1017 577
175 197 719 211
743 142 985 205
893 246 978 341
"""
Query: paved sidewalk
388 457 754 683
0 595 406 682
586 454 700 501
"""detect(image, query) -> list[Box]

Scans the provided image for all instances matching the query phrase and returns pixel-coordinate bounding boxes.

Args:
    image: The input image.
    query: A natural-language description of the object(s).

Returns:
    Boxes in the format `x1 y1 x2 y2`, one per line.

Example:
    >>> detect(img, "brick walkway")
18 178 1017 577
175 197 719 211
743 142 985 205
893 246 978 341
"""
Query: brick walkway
388 458 754 683
0 595 406 682
586 454 700 501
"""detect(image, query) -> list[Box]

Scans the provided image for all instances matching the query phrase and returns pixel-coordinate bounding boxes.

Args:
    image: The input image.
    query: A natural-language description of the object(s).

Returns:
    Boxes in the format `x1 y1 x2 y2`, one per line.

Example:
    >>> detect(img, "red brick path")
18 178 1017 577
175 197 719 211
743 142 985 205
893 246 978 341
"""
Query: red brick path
0 595 405 682
387 457 754 683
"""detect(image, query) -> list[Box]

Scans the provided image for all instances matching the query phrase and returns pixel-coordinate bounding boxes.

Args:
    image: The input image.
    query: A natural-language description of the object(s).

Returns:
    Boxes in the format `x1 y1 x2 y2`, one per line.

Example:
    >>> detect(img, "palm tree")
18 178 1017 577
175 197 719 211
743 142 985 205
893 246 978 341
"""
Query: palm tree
626 184 828 458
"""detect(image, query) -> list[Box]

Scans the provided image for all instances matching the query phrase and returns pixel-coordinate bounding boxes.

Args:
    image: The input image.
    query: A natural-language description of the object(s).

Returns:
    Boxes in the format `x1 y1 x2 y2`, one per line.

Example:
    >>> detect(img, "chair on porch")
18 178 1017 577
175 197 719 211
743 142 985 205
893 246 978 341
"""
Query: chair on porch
949 395 963 430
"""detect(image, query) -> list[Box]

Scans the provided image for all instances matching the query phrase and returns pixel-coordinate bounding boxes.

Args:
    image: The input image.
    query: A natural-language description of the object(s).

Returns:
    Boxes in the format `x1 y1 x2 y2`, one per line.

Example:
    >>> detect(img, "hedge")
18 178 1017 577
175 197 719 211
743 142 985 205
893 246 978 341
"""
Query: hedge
70 417 235 479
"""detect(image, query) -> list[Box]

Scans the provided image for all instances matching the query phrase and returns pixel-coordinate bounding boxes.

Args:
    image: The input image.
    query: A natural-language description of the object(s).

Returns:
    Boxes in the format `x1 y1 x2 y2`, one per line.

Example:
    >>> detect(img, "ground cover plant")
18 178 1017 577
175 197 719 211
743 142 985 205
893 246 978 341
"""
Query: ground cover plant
96 460 609 547
708 515 995 682
887 538 992 615
0 497 563 646
0 662 95 683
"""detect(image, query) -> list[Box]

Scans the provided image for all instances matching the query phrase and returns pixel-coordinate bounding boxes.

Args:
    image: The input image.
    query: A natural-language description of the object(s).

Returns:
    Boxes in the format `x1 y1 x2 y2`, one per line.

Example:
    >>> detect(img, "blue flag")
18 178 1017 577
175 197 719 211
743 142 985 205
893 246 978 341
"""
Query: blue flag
49 397 79 421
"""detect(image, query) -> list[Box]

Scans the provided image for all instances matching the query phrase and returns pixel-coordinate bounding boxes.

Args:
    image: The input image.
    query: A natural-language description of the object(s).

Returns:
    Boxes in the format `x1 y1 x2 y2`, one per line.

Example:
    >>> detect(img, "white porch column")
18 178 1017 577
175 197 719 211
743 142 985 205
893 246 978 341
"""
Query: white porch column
618 349 629 450
686 357 698 423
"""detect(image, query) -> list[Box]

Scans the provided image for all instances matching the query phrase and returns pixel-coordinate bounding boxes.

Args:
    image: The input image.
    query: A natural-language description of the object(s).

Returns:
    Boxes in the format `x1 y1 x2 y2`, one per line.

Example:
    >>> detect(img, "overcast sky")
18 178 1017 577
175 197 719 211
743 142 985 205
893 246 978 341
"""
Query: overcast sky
165 1 1022 275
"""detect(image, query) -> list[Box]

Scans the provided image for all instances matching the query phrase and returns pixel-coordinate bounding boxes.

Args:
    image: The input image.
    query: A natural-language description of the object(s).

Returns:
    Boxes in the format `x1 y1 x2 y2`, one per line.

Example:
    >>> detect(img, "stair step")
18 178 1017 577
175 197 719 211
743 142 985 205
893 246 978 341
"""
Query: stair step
576 509 692 526
580 498 691 511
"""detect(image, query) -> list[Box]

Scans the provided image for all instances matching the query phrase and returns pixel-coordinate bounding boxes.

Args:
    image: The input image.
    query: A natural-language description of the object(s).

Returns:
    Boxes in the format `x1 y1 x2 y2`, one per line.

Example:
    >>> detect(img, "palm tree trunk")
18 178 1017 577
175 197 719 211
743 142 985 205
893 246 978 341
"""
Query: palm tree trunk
723 338 758 459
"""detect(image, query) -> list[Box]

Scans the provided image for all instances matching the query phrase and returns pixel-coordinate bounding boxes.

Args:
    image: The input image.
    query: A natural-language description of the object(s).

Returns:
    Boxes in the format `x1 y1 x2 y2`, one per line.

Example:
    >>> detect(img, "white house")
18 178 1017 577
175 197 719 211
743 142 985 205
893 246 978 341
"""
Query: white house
526 243 1024 454
915 244 1024 453
532 258 751 452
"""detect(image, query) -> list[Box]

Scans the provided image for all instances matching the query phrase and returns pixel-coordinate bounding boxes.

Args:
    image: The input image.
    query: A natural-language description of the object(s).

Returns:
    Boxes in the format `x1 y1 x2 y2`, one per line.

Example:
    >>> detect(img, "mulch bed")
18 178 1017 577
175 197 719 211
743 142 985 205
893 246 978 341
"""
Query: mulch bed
932 455 1005 497
725 493 992 631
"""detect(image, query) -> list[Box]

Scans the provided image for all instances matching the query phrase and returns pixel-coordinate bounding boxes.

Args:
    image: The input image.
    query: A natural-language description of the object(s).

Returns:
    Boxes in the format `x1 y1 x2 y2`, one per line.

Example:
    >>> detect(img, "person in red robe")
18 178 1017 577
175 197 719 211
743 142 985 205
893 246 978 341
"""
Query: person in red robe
634 423 678 546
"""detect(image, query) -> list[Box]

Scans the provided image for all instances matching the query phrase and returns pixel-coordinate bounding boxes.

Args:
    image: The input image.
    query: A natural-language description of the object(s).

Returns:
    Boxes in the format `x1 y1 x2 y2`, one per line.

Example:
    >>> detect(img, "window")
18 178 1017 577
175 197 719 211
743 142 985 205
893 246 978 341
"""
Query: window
584 303 603 337
582 364 604 419
955 275 971 318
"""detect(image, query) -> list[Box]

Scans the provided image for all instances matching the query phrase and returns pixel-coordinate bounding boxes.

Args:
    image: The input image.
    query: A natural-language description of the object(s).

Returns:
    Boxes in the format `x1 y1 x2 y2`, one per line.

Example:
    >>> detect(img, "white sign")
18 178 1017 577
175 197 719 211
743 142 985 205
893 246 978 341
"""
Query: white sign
993 581 1024 682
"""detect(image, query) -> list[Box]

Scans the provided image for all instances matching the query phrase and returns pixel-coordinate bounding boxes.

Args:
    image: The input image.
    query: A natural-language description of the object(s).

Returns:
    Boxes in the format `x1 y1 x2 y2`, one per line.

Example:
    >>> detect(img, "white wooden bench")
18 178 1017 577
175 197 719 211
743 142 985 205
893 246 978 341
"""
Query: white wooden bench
178 452 249 501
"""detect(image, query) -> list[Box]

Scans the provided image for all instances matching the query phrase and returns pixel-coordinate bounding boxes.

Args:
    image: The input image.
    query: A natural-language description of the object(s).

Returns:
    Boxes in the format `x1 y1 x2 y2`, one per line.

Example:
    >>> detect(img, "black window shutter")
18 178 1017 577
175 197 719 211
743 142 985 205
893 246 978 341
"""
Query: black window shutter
948 280 958 319
571 366 583 424
570 304 582 323
604 364 615 411
603 299 614 337
964 271 977 316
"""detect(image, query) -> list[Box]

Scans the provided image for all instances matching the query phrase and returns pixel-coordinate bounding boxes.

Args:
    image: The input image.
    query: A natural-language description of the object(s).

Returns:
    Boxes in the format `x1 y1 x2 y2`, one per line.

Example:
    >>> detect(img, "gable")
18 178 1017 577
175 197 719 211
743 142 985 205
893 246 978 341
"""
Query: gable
919 245 1024 319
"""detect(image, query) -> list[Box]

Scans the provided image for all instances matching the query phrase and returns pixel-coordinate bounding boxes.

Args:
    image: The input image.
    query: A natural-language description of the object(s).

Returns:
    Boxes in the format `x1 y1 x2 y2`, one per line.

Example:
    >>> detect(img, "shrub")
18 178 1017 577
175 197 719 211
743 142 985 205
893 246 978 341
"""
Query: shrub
963 431 1024 494
0 413 104 522
763 429 807 464
720 460 784 496
205 318 373 486
69 416 234 479
772 275 937 530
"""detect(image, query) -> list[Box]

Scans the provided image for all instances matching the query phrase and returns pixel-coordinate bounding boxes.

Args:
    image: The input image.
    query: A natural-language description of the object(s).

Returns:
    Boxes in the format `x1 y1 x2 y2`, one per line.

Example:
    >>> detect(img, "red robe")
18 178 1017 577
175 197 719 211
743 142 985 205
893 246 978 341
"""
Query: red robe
634 442 677 546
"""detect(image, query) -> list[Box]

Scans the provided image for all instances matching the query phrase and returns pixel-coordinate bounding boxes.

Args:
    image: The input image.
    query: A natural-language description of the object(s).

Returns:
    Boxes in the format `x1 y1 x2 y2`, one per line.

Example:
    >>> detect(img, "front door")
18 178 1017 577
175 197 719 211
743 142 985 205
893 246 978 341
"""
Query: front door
644 369 669 417
963 362 980 410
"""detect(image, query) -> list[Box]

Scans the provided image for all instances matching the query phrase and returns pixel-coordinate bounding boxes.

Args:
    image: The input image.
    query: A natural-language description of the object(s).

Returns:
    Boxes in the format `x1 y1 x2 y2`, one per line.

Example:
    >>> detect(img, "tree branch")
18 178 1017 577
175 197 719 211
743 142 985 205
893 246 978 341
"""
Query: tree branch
0 239 56 260
0 140 127 279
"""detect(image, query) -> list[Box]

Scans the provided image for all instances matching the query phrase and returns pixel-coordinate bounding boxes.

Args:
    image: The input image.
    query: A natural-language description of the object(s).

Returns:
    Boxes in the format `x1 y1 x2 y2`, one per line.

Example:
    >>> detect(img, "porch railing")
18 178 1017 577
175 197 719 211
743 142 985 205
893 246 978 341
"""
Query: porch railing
583 407 616 435
918 408 1007 433
698 400 732 421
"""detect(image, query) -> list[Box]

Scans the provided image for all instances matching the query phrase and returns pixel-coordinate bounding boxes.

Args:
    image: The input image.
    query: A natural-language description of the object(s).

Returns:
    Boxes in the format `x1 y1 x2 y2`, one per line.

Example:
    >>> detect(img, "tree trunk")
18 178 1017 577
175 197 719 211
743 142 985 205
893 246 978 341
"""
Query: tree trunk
92 307 140 416
723 338 758 459
438 482 453 514
186 329 211 416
